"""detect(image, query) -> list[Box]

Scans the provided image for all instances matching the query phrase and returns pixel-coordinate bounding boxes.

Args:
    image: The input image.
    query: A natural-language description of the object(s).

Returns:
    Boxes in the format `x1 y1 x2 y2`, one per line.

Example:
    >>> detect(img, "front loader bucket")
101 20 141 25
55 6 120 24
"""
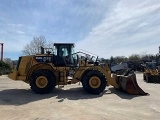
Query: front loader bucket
115 74 148 95
8 69 18 80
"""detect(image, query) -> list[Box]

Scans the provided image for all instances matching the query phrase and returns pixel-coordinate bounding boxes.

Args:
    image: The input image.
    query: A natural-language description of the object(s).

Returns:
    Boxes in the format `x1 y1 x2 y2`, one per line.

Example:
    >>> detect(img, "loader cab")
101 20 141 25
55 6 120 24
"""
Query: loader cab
53 43 76 66
54 43 74 57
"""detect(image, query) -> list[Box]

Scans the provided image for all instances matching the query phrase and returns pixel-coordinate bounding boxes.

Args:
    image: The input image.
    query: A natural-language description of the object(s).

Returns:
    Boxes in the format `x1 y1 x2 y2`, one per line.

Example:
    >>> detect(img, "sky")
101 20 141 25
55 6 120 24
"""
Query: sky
0 0 160 60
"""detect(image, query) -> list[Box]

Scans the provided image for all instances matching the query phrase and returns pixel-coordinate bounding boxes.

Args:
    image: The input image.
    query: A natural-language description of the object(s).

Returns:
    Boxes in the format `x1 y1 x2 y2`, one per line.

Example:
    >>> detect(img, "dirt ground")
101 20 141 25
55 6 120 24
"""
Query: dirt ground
0 73 160 120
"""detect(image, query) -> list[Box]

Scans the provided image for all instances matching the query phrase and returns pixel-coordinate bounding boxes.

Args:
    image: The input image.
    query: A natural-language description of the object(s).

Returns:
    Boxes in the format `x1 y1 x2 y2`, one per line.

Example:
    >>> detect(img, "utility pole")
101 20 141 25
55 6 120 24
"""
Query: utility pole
0 43 4 61
158 46 160 69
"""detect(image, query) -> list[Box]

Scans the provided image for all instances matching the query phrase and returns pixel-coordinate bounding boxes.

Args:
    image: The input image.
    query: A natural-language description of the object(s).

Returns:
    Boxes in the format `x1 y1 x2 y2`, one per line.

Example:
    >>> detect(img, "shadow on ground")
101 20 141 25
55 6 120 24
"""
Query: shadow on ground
0 86 145 105
107 87 148 99
0 87 103 105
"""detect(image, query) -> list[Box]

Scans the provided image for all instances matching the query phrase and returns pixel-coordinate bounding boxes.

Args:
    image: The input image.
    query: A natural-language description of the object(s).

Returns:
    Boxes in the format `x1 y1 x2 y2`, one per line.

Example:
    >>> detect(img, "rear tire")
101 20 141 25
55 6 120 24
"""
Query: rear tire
82 70 106 95
30 69 56 94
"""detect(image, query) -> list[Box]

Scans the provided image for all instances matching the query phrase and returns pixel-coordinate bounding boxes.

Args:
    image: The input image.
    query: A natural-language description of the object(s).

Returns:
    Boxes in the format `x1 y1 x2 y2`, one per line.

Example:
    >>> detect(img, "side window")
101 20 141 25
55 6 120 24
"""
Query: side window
53 46 57 55
58 46 69 57
62 48 69 57
58 46 64 57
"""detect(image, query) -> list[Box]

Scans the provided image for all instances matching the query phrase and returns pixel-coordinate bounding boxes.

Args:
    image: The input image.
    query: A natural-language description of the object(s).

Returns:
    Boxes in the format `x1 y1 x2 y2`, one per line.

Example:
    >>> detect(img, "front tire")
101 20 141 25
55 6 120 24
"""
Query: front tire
82 70 106 95
30 70 56 94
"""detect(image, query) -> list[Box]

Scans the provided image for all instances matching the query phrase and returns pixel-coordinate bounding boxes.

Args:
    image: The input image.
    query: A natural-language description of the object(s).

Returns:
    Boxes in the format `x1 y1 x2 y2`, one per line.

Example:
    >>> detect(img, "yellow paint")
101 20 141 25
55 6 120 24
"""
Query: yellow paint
89 76 101 88
35 76 48 88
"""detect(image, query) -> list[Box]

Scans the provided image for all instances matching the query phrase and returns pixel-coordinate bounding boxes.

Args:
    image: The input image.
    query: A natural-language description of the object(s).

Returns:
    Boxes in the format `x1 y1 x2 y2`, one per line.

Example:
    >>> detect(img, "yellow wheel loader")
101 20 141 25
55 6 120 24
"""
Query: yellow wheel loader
143 62 160 83
8 43 148 95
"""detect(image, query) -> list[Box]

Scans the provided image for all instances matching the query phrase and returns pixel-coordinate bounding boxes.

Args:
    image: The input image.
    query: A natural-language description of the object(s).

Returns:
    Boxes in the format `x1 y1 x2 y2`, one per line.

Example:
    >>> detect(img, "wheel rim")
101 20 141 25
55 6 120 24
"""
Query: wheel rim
36 76 48 88
89 76 101 88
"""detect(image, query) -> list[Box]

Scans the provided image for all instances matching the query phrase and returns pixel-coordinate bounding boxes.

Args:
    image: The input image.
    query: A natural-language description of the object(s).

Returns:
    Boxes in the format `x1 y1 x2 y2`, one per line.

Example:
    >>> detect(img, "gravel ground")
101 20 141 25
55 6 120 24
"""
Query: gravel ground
0 73 160 120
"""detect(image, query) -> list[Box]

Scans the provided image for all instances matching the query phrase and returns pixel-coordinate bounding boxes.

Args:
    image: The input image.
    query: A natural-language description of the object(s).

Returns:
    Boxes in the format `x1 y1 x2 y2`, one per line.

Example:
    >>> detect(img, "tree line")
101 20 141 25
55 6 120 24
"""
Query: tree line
0 60 12 75
109 53 159 64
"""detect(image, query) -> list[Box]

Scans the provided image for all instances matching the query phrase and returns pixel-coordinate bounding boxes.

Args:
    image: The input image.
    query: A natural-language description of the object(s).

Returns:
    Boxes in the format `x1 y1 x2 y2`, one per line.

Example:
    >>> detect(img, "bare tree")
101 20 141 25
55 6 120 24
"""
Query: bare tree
46 40 54 49
22 35 47 55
